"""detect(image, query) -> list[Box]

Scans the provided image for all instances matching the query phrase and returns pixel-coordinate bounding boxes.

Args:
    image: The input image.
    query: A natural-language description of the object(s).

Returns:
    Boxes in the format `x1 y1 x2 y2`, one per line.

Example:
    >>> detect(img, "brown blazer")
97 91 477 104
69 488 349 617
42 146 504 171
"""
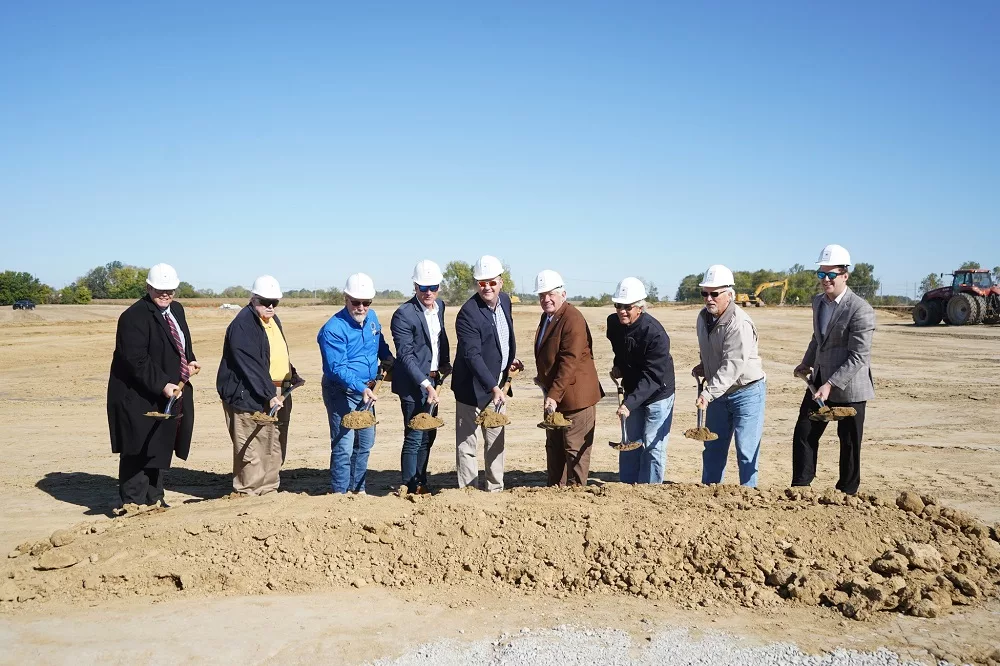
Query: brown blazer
533 302 604 411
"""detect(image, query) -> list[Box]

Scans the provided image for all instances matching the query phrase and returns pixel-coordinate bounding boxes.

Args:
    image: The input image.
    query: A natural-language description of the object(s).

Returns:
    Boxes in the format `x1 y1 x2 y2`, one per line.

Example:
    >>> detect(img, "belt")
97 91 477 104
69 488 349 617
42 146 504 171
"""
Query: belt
273 380 287 387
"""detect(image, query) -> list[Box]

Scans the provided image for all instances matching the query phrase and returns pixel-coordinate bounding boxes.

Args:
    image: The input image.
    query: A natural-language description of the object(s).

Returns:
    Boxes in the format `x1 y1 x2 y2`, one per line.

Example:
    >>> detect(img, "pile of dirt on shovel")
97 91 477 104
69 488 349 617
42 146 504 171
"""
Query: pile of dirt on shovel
683 427 718 441
475 410 509 427
3 485 999 629
408 413 444 430
538 412 572 428
341 411 376 429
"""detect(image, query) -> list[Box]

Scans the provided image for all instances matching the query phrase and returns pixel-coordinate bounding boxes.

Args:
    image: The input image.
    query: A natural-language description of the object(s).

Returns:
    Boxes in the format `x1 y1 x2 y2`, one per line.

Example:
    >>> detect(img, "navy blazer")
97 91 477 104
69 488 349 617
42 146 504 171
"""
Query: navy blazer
390 296 451 402
451 292 516 407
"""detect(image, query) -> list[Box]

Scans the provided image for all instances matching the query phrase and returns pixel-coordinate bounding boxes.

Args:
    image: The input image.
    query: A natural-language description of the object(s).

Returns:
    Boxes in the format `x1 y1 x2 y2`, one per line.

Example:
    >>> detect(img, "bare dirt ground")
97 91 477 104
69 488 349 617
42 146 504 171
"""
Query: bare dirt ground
1 303 999 665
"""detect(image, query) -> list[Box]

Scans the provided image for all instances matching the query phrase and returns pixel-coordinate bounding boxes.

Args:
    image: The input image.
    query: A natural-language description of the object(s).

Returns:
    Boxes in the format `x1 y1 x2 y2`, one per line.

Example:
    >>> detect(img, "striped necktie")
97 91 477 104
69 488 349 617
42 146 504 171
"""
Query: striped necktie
164 313 190 382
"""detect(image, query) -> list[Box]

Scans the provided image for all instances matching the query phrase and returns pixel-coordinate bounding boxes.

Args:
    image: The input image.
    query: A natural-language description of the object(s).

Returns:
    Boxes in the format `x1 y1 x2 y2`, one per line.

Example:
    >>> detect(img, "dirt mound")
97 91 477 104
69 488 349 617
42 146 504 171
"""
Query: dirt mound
475 410 510 427
341 410 376 429
683 427 718 441
3 485 998 623
407 413 444 430
537 412 572 429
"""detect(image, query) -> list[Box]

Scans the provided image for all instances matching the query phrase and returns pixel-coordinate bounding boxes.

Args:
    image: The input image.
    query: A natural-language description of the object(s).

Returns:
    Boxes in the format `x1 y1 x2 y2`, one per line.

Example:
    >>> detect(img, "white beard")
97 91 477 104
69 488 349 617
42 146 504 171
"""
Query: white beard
351 312 366 324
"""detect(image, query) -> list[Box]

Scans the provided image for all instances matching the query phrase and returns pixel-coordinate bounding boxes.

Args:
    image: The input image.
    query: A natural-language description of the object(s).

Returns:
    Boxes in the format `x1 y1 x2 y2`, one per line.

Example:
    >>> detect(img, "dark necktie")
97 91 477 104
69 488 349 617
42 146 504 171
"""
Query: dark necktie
164 313 190 382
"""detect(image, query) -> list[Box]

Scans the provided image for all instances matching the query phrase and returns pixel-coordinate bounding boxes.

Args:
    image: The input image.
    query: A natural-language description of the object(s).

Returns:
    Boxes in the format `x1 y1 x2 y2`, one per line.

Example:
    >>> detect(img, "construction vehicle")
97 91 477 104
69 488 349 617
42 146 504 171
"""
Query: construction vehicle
735 280 788 307
912 268 1000 326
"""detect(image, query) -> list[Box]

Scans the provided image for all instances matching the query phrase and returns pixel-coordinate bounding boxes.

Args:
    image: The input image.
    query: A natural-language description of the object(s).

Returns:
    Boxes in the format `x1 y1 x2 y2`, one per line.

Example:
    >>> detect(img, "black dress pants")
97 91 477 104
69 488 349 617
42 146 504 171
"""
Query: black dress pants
119 455 165 505
791 389 866 495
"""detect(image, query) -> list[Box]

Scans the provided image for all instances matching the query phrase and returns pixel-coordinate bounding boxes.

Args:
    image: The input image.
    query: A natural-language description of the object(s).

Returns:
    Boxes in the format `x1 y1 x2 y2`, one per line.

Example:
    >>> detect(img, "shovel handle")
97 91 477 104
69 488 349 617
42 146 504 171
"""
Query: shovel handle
794 371 827 409
267 381 304 418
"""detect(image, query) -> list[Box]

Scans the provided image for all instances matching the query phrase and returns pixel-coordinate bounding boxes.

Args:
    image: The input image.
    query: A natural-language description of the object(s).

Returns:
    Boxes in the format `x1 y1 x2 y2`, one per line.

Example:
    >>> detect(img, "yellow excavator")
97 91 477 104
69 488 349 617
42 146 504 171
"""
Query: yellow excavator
735 279 788 307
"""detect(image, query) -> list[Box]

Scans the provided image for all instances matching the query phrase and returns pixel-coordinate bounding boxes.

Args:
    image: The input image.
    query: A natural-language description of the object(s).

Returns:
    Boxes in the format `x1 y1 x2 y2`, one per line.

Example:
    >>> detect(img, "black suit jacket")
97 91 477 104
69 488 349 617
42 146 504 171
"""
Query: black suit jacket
451 292 516 407
390 296 451 402
106 295 197 464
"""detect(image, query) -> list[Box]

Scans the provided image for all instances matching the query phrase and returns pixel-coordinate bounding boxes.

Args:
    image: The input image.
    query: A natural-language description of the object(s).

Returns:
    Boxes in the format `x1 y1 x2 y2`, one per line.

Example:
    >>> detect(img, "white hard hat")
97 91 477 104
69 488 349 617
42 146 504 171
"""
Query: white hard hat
473 255 504 280
815 244 851 267
699 264 735 289
411 259 443 286
612 277 647 304
534 269 565 294
146 263 180 290
344 272 376 299
251 275 282 299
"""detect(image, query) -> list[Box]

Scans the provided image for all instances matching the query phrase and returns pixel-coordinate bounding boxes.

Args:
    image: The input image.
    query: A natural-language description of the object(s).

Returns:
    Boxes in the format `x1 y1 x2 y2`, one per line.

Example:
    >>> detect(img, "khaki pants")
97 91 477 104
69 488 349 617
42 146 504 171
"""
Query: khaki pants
545 405 595 487
455 399 506 491
224 398 291 495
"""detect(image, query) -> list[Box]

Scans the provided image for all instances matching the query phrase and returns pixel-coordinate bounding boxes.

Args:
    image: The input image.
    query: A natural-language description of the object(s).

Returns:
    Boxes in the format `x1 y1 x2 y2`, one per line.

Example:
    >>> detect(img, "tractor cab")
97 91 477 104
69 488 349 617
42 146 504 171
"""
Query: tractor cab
951 270 996 294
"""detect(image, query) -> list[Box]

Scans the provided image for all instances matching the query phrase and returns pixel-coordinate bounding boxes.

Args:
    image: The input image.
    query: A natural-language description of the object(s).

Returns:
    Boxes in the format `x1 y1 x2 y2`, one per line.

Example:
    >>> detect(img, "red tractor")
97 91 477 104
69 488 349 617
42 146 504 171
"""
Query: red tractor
912 269 1000 326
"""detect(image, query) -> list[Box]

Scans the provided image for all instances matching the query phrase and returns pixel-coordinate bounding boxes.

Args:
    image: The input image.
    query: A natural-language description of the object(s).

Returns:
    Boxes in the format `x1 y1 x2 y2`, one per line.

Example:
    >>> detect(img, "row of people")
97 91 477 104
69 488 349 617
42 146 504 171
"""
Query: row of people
105 243 874 505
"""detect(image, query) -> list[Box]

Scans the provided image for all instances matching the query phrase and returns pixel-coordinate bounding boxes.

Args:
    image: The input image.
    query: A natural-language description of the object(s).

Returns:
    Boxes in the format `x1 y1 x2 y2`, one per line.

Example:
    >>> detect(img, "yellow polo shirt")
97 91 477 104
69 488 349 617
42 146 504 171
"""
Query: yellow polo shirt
260 317 292 382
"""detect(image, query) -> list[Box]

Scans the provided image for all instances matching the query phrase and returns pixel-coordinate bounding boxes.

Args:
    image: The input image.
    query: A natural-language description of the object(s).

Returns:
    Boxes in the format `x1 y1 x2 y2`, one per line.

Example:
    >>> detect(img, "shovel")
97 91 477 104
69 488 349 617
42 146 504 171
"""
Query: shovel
609 375 642 451
145 366 200 420
410 370 450 431
535 379 572 430
250 377 306 424
475 369 519 428
794 370 856 422
342 369 386 430
683 377 718 441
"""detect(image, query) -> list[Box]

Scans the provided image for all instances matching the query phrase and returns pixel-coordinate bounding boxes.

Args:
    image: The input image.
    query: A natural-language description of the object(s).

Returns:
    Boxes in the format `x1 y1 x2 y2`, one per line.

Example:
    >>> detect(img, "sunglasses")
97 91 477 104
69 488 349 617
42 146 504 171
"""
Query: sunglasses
817 270 845 281
152 289 175 296
614 303 637 312
701 290 727 298
350 299 372 308
477 280 498 288
418 284 440 293
256 298 279 308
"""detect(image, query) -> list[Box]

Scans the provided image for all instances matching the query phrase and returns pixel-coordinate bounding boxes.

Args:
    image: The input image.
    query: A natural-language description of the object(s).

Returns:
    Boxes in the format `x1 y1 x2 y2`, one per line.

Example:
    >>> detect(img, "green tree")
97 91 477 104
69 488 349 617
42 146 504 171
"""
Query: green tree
106 264 148 299
674 274 702 302
959 260 981 269
321 287 345 304
175 281 197 298
847 263 880 301
441 261 475 305
993 266 1000 281
580 293 613 307
73 285 92 304
919 273 942 295
0 271 51 305
635 276 660 303
222 286 251 299
376 289 406 301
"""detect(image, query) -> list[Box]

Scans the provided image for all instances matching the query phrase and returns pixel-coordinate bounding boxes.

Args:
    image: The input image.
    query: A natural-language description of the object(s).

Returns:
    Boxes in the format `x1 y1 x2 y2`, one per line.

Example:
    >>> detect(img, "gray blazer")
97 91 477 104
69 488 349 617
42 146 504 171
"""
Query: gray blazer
801 287 875 403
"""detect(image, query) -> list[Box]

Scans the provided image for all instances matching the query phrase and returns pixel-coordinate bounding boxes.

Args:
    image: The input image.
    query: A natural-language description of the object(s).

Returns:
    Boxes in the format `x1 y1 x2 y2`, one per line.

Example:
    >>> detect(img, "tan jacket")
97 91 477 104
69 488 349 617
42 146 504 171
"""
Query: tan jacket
533 302 603 411
696 301 766 401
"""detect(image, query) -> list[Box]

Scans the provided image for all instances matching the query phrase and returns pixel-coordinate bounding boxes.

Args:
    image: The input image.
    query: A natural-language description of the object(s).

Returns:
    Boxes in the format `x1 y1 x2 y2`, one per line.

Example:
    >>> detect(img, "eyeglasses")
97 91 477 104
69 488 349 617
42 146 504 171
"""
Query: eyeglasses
256 298 279 308
701 290 727 298
477 280 498 288
816 270 845 281
350 299 372 308
152 289 175 297
418 284 439 293
614 303 637 312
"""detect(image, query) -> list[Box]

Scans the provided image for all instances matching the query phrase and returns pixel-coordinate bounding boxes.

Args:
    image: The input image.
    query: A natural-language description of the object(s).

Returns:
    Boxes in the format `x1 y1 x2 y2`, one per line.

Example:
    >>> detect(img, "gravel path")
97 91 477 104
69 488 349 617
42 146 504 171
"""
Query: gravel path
369 625 957 666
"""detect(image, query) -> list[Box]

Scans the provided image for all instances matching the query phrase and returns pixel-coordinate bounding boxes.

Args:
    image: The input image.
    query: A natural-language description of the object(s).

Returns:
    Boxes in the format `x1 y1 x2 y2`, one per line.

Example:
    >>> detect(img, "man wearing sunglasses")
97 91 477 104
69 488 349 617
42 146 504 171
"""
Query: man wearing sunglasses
792 244 875 495
217 275 303 495
606 277 676 484
318 272 395 494
390 260 452 494
452 254 522 491
693 264 766 488
534 269 604 487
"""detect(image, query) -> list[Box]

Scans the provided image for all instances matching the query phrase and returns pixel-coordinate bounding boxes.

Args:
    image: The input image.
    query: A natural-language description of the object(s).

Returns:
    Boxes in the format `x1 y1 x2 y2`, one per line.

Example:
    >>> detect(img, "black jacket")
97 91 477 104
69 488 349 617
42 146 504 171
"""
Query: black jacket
606 311 675 411
451 292 516 407
390 296 451 402
217 305 299 412
107 295 197 464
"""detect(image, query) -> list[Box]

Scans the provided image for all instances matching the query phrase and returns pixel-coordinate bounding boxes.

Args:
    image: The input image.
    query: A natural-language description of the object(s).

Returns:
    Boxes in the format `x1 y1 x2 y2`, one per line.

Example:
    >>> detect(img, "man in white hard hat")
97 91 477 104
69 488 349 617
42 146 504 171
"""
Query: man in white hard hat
318 272 395 494
452 255 522 491
692 264 766 487
390 260 452 494
606 277 676 484
217 276 303 495
792 244 875 495
107 263 201 507
534 270 604 486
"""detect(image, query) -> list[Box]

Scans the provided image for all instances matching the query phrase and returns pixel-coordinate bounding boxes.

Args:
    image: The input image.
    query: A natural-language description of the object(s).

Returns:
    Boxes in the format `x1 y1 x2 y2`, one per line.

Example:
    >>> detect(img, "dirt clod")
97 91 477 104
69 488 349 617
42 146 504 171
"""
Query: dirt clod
683 427 719 441
476 410 510 428
49 529 75 548
341 410 377 429
537 412 572 429
36 551 78 571
408 413 445 430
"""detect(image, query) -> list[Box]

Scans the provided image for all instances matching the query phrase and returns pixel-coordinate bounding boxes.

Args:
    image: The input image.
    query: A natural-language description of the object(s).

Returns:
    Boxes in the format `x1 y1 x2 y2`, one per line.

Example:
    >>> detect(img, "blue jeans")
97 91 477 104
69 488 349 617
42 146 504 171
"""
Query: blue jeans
619 394 675 484
702 379 766 487
400 397 436 492
322 381 376 494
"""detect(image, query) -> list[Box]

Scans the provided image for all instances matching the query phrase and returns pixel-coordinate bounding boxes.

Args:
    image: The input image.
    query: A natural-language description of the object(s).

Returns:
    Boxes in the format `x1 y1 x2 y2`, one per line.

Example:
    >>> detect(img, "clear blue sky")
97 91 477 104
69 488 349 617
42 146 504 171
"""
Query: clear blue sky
2 1 997 298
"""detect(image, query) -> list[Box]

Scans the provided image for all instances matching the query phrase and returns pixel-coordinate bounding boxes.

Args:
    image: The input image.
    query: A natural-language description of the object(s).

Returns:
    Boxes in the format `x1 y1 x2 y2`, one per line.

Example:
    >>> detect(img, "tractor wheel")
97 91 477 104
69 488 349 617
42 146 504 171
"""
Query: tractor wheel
946 293 977 325
972 295 987 324
984 295 1000 324
912 302 935 326
927 299 944 325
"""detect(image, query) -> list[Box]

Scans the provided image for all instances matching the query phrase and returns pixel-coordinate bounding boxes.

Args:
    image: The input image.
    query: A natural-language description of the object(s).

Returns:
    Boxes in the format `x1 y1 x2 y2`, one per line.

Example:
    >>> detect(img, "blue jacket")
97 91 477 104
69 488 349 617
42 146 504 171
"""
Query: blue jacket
451 292 516 407
390 296 451 402
318 308 394 394
217 305 299 412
